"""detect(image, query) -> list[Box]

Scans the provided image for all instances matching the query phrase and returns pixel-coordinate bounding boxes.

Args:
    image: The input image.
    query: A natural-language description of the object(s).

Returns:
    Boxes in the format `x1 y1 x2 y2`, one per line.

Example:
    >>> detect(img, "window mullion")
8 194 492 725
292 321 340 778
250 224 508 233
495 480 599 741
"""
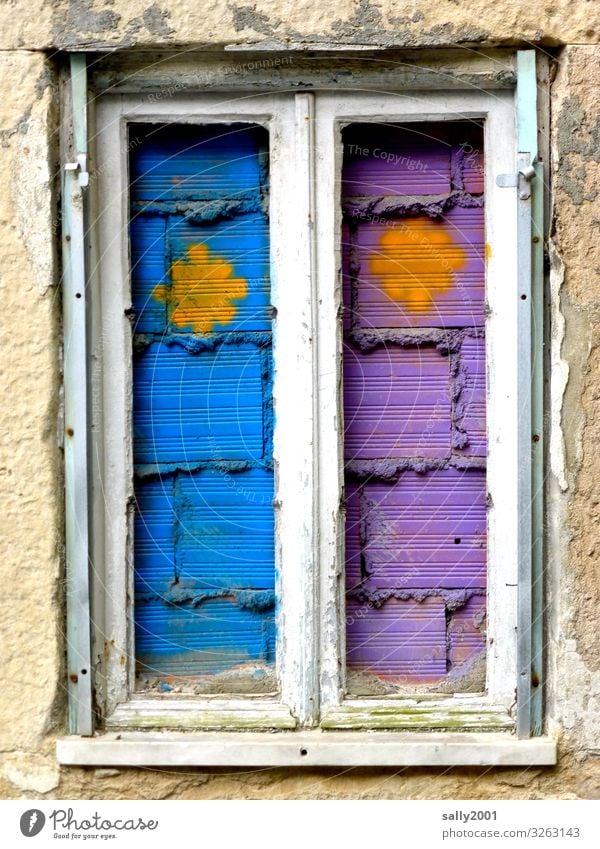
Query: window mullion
272 92 319 725
314 96 346 713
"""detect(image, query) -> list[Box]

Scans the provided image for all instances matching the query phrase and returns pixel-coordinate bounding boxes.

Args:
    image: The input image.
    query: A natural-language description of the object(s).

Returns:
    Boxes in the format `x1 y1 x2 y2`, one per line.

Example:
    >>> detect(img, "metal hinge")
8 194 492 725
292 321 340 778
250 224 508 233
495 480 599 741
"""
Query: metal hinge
65 152 89 188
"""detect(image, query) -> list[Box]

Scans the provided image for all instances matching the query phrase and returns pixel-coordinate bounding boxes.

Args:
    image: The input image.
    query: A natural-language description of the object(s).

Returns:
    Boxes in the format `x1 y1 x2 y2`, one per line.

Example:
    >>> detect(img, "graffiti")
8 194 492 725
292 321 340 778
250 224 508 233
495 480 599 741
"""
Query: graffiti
369 217 468 311
153 243 248 334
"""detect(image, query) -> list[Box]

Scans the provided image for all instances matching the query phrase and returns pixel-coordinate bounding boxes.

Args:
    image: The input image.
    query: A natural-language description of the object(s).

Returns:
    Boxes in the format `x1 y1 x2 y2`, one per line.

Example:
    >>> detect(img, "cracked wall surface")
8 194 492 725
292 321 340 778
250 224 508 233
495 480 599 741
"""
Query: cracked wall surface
0 1 599 51
1 1 600 801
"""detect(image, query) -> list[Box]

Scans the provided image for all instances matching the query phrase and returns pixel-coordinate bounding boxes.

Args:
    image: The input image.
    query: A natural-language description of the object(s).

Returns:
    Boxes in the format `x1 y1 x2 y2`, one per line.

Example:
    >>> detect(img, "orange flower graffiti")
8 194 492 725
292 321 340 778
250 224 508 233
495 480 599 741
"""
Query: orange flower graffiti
369 217 468 312
153 243 248 333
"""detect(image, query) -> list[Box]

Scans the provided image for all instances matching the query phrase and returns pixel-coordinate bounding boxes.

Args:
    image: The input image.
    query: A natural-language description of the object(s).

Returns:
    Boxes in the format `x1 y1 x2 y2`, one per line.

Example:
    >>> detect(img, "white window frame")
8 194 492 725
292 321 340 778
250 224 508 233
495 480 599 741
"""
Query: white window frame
93 92 316 732
314 91 518 729
58 61 556 766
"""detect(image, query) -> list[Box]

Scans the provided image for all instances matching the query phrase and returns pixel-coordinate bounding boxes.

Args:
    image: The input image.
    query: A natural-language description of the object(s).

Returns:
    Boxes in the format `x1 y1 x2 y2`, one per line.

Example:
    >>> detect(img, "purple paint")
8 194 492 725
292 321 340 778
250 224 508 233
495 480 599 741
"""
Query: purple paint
342 121 487 690
342 124 452 196
343 345 451 460
346 596 447 678
345 470 487 592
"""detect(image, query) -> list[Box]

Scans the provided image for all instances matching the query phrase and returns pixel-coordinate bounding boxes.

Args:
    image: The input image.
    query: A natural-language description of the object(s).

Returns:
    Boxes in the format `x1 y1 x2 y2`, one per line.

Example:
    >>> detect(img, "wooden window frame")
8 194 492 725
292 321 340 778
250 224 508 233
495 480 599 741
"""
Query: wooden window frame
315 90 517 730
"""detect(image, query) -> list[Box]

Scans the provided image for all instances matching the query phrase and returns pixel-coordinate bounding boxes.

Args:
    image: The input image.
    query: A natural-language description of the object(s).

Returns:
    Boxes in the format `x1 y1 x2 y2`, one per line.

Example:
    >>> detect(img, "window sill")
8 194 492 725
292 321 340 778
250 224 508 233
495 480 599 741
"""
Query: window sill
321 698 515 732
105 698 296 731
57 731 557 767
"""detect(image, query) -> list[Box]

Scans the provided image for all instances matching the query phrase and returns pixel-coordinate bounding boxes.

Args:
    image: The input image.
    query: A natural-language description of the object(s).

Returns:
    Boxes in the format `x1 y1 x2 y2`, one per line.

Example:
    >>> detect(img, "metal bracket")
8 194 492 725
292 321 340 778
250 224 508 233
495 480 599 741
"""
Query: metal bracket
496 162 535 188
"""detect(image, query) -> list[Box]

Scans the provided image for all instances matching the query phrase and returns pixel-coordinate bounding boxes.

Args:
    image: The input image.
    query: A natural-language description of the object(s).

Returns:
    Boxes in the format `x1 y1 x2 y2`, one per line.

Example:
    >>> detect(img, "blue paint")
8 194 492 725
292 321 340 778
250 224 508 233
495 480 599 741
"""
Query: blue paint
135 596 276 676
167 213 271 333
130 215 168 335
133 342 265 465
176 468 275 590
130 124 275 679
130 124 268 203
133 477 175 594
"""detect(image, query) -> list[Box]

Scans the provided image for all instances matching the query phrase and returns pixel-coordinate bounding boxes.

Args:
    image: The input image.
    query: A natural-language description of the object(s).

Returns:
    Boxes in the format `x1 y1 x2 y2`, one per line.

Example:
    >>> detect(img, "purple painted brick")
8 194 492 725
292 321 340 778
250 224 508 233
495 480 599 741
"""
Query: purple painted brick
345 483 363 592
456 335 486 457
448 594 486 668
342 122 487 689
342 220 353 331
343 344 451 460
345 470 487 591
350 206 486 328
342 124 451 196
346 596 447 678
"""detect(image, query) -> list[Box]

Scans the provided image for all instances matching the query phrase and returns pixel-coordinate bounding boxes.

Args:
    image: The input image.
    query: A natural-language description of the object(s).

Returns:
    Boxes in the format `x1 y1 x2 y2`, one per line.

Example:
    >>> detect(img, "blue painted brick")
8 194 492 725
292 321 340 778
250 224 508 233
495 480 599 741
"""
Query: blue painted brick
135 596 276 676
176 468 275 590
133 342 265 464
130 124 268 203
130 123 276 683
130 215 168 335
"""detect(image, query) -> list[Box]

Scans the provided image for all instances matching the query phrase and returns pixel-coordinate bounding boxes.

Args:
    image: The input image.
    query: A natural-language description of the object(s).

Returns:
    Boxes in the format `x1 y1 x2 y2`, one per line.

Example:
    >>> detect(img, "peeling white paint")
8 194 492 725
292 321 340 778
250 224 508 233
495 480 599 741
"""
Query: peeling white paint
549 240 569 492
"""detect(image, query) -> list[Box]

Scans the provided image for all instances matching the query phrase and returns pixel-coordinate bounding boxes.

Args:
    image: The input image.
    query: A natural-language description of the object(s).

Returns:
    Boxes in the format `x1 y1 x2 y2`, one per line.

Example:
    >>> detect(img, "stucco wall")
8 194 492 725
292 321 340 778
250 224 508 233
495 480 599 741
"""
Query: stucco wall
1 1 600 799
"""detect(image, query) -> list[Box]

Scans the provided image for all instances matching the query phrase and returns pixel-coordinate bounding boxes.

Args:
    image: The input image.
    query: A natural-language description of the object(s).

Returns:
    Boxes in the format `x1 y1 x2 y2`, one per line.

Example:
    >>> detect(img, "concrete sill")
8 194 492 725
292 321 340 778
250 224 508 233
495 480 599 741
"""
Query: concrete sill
57 731 557 767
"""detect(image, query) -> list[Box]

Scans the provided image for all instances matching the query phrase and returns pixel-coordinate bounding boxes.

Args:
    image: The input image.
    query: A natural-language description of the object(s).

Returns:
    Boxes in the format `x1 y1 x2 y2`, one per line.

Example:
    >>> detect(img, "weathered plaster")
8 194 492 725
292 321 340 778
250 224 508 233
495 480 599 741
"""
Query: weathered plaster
0 1 598 51
549 45 600 757
0 52 62 755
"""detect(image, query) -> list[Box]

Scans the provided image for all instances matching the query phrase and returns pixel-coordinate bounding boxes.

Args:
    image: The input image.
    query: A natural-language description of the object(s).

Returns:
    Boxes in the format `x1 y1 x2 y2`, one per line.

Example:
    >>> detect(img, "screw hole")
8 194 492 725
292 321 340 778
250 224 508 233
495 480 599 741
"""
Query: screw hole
300 747 308 756
532 434 540 443
454 537 461 545
75 292 82 299
521 294 527 300
81 669 88 675
66 427 74 437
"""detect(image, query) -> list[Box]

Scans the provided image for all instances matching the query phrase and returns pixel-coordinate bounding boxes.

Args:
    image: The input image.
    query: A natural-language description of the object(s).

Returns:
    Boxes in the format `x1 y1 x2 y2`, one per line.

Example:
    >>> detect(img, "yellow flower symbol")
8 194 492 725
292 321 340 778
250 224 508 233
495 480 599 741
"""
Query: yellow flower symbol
369 218 468 312
153 243 248 334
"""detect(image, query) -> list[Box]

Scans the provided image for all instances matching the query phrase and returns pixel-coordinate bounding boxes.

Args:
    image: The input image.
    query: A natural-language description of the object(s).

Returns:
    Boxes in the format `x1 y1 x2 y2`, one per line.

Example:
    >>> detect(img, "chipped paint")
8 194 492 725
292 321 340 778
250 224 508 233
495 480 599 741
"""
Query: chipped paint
549 240 569 492
157 586 275 610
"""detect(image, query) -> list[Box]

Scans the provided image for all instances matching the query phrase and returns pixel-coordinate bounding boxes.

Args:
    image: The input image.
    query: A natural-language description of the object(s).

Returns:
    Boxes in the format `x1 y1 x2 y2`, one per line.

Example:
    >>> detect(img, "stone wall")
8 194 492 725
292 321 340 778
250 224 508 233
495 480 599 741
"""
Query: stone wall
1 1 599 799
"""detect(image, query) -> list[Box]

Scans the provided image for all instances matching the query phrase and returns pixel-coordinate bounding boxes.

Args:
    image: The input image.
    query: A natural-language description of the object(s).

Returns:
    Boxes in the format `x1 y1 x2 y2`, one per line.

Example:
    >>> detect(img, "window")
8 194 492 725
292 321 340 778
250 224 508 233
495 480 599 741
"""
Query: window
58 54 555 766
341 121 487 697
129 123 277 696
